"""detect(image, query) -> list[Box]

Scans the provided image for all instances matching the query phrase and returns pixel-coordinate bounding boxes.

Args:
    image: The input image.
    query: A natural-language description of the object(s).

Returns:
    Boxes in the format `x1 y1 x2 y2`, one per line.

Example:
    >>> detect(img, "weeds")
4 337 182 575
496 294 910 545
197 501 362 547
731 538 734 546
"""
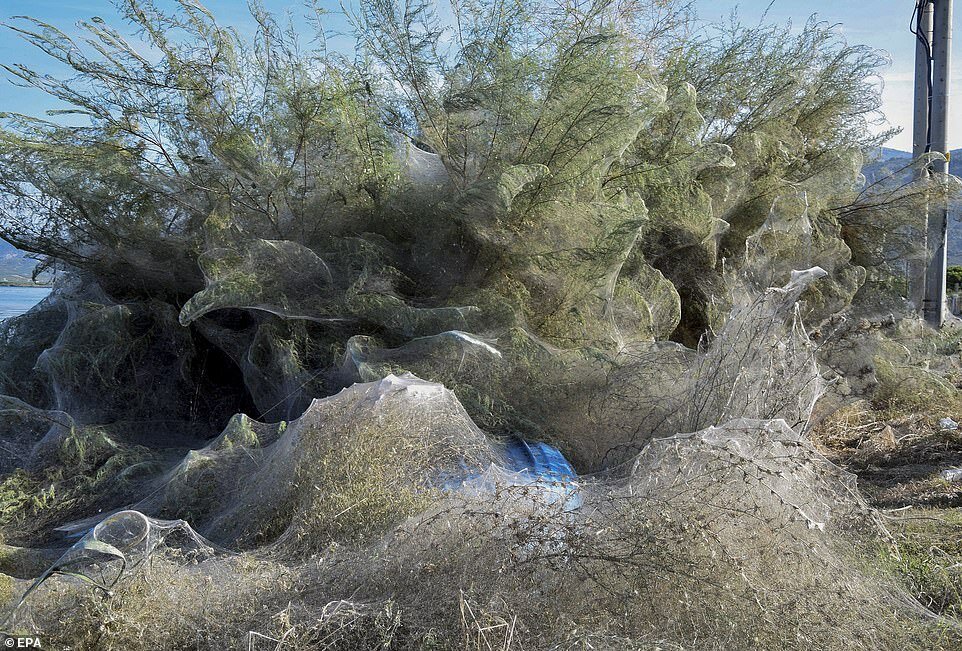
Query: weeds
0 426 154 545
879 510 962 618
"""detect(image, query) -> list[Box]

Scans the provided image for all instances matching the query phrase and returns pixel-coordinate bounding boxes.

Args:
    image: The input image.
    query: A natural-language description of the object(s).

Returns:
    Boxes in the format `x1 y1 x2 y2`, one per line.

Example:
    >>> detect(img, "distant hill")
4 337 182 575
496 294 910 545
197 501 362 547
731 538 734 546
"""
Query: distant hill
0 239 46 285
878 146 912 162
865 146 962 176
862 147 962 265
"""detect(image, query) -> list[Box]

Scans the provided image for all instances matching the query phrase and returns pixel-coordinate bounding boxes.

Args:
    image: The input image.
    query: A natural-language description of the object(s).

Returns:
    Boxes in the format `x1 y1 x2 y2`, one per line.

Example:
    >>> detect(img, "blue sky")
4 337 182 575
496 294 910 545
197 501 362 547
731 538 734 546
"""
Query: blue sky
696 1 962 151
0 0 957 151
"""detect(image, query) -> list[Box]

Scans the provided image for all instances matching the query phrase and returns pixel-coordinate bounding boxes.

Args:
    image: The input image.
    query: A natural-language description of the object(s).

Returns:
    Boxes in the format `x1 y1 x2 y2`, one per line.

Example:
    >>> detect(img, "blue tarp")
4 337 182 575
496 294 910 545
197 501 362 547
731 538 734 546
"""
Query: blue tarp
503 437 577 481
500 436 581 510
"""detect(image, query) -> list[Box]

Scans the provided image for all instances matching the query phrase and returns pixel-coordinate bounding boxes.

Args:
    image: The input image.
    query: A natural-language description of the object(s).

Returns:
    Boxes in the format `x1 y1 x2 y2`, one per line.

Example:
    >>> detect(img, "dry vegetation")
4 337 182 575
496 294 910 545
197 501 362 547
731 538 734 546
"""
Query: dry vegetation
811 327 962 629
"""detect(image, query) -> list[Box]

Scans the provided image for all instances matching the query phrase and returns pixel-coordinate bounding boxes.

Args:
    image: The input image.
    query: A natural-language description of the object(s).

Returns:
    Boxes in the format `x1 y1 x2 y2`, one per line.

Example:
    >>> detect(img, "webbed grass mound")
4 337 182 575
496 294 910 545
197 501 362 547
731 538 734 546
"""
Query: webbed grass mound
139 373 507 551
3 393 957 650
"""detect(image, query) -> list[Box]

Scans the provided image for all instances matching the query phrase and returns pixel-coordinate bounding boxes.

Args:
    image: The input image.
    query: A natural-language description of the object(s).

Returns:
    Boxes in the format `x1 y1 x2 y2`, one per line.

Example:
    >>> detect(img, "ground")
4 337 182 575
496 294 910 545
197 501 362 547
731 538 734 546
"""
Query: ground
814 402 962 618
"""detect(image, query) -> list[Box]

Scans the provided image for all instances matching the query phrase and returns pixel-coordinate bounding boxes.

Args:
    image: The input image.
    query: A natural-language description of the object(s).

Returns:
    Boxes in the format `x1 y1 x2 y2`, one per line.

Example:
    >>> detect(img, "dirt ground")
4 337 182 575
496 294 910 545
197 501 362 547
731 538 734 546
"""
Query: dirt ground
814 403 962 508
813 402 962 617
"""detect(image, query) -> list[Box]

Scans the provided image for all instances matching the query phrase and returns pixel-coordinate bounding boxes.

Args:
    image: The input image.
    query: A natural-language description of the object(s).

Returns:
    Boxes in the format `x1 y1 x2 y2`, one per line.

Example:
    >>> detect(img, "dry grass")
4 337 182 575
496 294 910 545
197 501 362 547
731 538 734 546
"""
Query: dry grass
0 572 12 606
288 411 447 548
812 397 962 639
878 509 962 619
812 399 962 509
7 378 962 650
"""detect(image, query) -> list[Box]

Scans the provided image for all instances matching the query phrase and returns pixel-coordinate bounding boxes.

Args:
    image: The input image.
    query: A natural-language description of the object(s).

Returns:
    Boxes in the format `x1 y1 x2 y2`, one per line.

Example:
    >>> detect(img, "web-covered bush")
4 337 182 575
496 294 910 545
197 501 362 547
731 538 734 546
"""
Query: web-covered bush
0 0 905 440
1 1 959 649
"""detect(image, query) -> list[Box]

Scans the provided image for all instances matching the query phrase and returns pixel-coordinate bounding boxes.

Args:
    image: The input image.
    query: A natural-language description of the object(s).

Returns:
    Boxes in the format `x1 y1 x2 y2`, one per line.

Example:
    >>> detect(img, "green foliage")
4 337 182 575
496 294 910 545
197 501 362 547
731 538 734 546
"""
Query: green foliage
0 0 889 354
879 509 962 619
948 265 962 291
0 426 153 542
0 0 395 296
0 0 911 538
871 327 962 417
873 356 961 415
0 470 49 524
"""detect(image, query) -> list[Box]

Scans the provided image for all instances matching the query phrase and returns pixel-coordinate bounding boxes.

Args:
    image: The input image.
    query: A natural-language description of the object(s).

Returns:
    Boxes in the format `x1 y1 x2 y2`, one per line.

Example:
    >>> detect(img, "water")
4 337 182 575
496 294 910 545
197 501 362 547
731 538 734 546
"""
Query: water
0 286 51 320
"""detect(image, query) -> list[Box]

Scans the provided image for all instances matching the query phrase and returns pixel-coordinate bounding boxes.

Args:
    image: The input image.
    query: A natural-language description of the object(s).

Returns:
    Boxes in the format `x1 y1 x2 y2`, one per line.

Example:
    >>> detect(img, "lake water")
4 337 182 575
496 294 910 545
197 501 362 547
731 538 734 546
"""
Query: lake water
0 286 51 320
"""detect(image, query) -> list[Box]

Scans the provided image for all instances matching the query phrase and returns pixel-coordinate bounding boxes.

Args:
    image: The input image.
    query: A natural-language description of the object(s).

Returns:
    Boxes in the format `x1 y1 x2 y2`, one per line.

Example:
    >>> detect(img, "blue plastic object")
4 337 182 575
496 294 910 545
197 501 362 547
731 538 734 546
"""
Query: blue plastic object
501 436 581 510
503 437 577 480
435 435 581 510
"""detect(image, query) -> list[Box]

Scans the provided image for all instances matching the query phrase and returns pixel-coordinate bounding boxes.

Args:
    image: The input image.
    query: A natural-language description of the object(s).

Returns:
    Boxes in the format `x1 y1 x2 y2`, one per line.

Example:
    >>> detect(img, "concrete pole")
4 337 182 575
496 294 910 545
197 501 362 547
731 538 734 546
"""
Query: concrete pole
911 0 934 310
924 0 953 327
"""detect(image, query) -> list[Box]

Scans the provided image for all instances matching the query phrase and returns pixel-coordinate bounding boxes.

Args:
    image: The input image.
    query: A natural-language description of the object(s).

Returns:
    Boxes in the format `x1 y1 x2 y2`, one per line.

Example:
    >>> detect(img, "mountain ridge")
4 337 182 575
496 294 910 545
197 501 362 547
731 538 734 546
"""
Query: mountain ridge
0 239 45 285
863 147 962 265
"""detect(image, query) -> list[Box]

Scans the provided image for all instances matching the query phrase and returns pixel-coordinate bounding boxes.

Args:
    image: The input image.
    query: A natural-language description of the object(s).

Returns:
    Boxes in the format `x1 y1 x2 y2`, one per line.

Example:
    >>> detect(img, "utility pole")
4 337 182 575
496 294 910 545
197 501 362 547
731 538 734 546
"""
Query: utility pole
912 0 934 311
923 0 953 327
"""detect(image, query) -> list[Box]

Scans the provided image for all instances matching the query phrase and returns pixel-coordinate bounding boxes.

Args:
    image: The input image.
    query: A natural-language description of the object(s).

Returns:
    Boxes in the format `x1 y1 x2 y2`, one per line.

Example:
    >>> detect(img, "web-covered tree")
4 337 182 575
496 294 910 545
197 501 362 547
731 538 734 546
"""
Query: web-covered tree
0 0 938 459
